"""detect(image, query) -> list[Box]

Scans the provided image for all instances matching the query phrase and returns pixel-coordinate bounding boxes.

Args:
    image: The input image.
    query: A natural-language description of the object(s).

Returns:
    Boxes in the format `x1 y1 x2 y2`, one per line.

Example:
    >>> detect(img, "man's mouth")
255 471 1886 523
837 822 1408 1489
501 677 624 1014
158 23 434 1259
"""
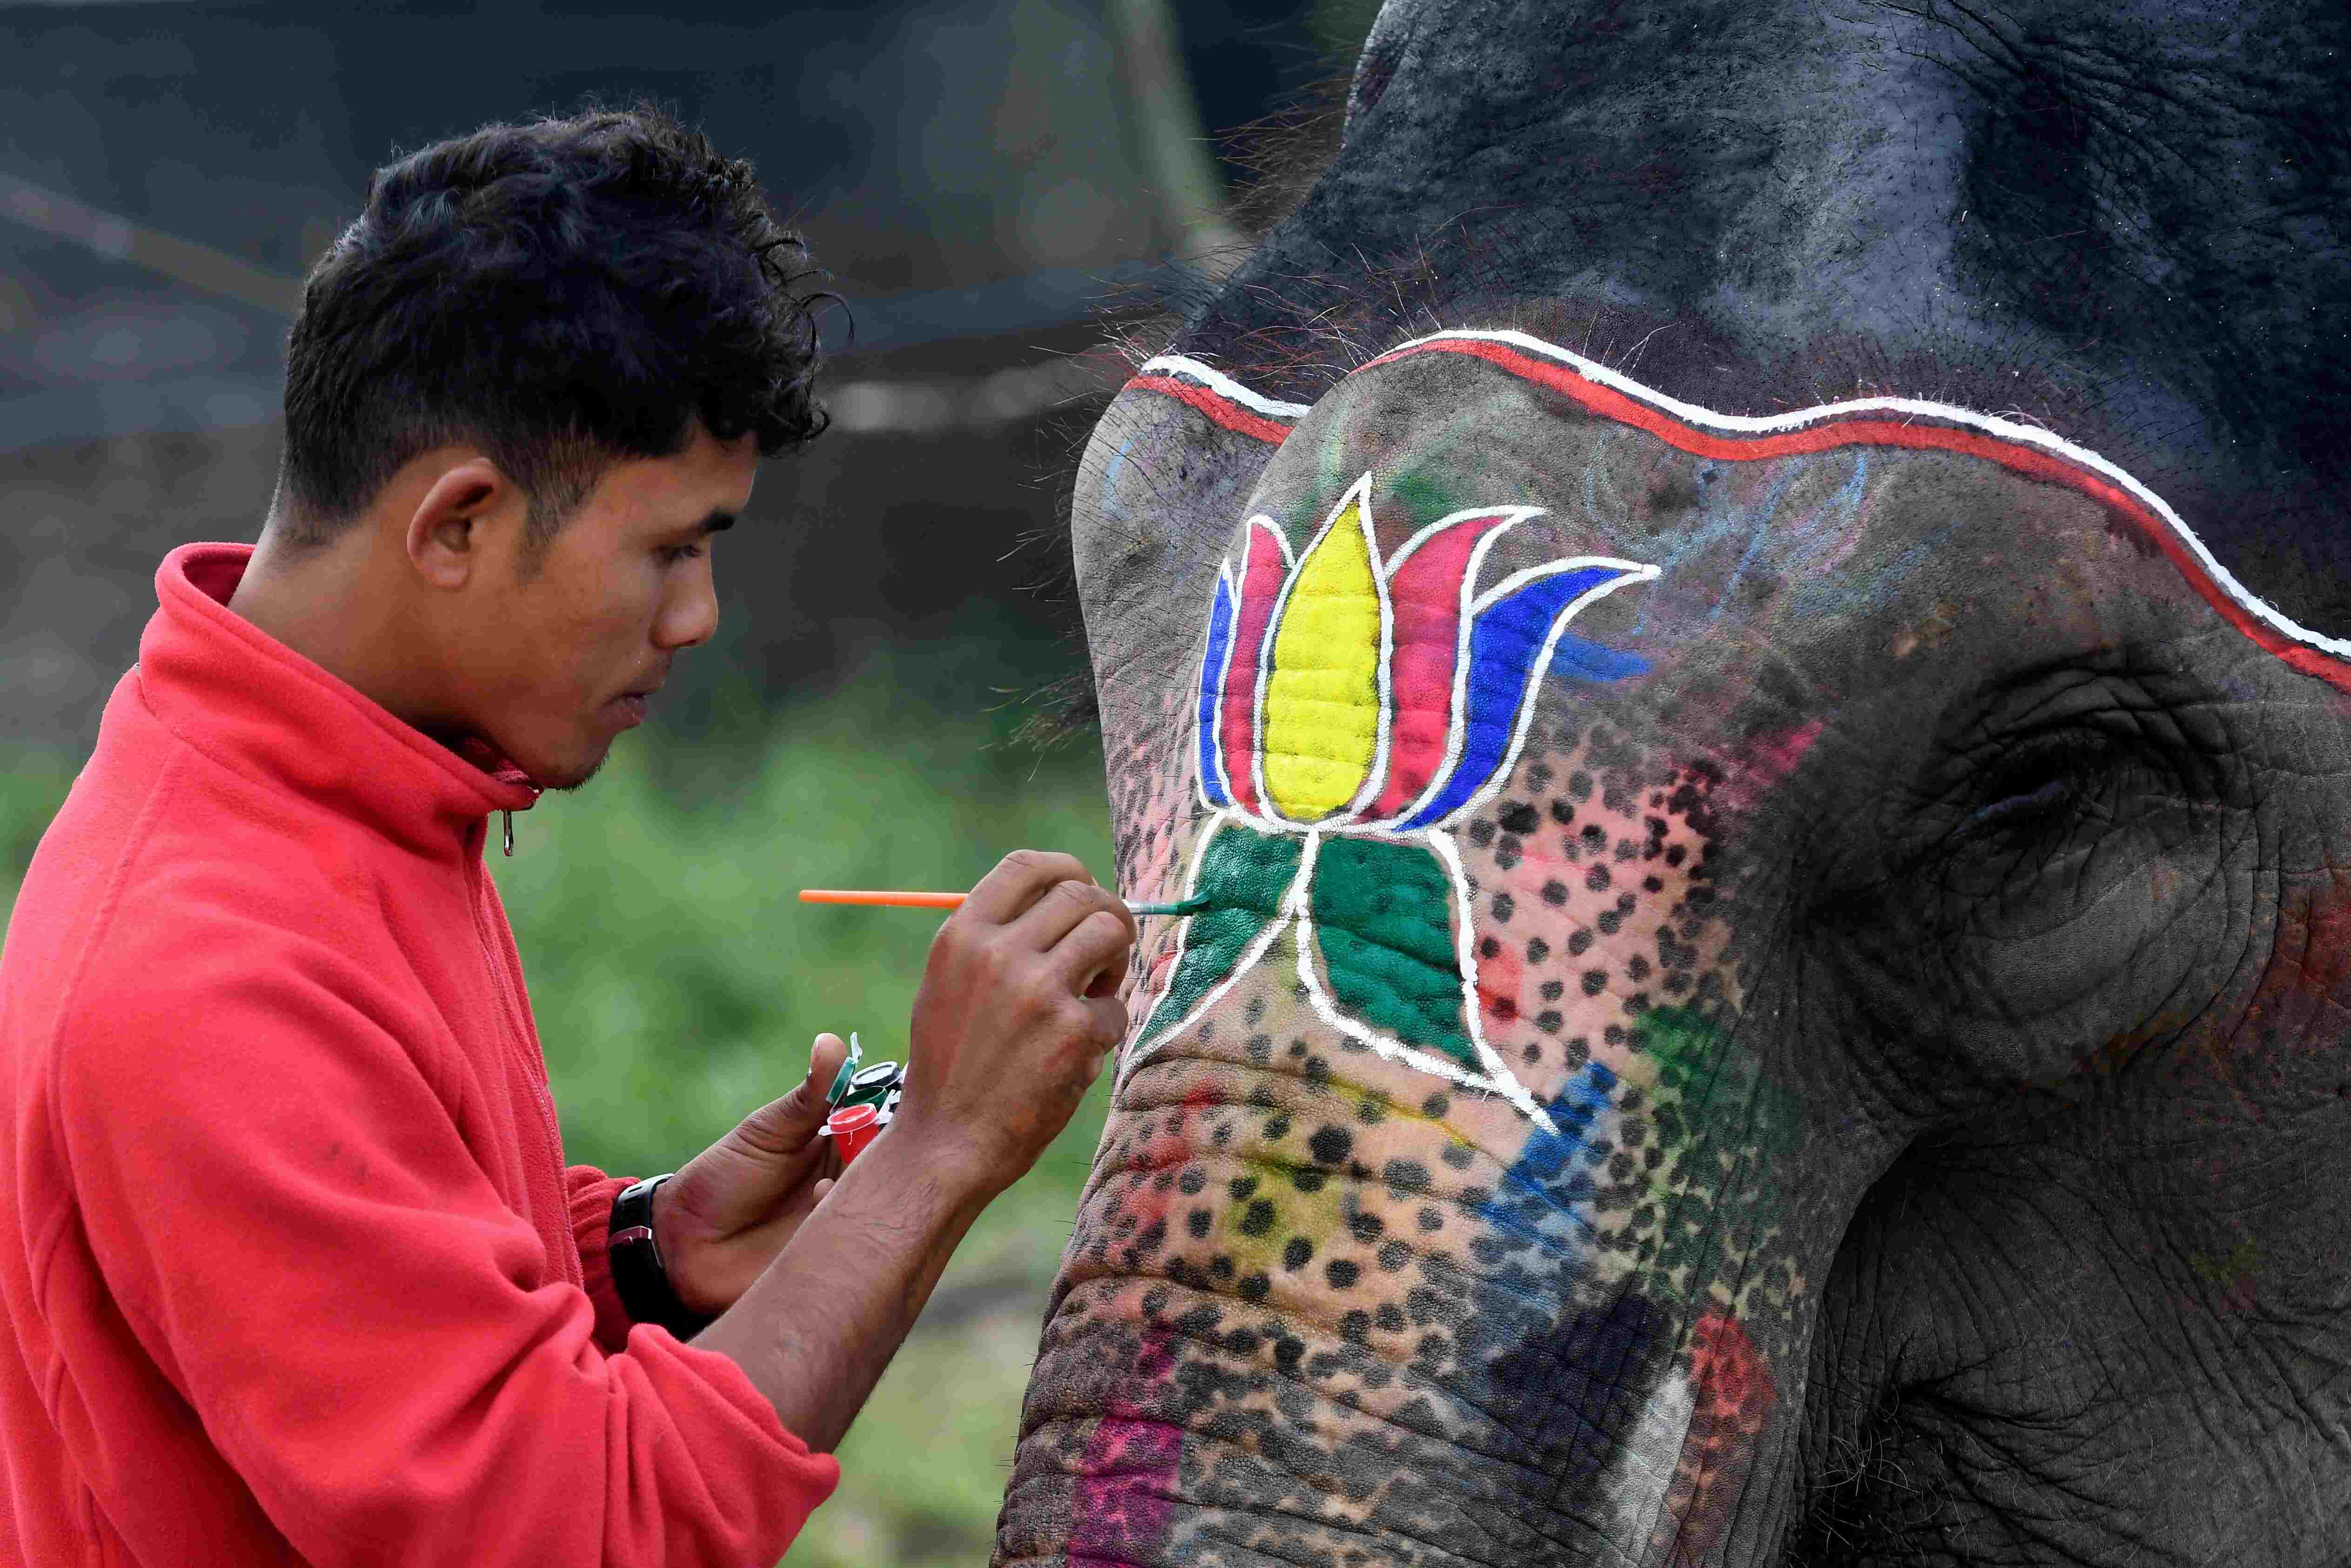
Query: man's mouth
610 680 663 725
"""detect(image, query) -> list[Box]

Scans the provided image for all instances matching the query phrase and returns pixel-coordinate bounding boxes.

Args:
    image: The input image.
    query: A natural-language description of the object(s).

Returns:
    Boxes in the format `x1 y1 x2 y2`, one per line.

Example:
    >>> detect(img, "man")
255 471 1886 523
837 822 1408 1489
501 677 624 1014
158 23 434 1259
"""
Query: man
0 107 1137 1567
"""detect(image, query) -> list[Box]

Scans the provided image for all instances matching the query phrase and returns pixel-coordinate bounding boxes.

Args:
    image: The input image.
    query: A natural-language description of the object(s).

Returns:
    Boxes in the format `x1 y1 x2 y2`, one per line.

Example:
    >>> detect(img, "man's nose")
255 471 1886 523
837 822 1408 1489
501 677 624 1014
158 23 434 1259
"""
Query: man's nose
656 555 720 650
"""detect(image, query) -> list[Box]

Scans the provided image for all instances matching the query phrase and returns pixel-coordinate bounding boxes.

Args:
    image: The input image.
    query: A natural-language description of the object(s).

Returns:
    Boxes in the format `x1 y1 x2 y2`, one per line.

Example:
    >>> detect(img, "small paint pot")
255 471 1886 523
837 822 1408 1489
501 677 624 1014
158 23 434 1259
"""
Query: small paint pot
824 1102 882 1165
839 1060 903 1111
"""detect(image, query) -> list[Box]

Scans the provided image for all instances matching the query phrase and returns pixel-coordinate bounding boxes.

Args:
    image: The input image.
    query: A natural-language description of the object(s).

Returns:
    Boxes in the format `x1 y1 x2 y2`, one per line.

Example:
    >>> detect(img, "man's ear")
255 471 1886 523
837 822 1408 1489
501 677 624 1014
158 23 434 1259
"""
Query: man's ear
405 456 519 590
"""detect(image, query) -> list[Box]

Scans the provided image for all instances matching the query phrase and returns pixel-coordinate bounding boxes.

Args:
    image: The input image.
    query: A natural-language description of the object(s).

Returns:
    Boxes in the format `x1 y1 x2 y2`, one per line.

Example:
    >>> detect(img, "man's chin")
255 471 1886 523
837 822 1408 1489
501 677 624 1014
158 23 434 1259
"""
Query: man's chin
534 728 629 792
453 724 616 794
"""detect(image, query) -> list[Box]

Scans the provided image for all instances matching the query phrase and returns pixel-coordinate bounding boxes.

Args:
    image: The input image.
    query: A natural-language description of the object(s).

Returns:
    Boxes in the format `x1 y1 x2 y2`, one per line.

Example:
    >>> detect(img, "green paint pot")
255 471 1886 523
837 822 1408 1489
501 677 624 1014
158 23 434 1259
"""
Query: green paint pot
839 1060 903 1111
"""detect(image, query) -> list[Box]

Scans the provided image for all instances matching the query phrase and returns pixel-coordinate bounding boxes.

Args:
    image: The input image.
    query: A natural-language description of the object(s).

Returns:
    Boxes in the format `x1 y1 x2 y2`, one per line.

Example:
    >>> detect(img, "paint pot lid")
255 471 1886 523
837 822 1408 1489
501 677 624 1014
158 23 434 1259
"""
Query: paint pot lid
825 1033 865 1102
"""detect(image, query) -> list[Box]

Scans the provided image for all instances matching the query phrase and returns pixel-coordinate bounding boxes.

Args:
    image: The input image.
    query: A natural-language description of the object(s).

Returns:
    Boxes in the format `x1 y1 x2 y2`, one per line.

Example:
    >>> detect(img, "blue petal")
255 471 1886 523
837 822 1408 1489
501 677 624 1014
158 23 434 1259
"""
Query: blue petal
1548 632 1650 684
1399 564 1633 830
1196 569 1238 807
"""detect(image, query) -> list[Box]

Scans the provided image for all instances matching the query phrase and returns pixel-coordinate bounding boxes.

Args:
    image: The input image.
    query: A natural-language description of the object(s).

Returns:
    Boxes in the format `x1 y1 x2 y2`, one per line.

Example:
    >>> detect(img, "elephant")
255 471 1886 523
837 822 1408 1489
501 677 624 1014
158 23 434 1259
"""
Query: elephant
993 0 2351 1563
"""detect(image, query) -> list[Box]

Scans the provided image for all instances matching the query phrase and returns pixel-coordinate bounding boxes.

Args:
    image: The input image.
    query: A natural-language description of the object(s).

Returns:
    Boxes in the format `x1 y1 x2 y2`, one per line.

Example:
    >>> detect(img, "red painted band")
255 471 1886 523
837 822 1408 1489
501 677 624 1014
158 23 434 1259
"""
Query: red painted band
1123 336 2348 693
1364 336 2345 690
1124 374 1292 445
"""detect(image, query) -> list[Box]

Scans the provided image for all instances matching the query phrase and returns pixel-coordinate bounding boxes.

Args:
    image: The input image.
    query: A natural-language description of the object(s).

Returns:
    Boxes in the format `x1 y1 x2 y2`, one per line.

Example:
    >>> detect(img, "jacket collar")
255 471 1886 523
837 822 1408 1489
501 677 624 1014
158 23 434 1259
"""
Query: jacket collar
139 542 540 860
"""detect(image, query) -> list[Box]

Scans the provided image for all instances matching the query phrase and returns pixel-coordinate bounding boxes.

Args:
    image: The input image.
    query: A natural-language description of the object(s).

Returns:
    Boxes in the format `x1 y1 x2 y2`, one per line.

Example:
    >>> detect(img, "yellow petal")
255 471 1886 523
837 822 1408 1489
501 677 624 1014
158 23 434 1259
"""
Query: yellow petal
1263 480 1386 821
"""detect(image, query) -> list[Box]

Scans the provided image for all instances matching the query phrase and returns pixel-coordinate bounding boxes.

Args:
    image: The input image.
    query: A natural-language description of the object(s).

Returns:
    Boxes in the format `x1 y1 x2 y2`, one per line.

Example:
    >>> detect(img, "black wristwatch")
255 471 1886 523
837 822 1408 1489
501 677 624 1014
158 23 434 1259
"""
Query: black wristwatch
608 1174 717 1340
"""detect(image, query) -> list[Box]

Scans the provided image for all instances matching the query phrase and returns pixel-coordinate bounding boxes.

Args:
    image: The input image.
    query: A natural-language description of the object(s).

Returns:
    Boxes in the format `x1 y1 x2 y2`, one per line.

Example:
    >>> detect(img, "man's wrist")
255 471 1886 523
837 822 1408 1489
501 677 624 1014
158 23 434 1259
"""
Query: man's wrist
609 1175 718 1337
870 1112 1012 1214
648 1173 682 1273
831 1125 998 1241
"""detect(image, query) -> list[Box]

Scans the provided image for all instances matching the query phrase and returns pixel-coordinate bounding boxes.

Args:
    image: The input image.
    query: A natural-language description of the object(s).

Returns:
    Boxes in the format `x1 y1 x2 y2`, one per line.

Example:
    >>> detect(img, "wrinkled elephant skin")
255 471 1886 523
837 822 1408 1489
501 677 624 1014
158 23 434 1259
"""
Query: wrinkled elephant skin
996 2 2351 1563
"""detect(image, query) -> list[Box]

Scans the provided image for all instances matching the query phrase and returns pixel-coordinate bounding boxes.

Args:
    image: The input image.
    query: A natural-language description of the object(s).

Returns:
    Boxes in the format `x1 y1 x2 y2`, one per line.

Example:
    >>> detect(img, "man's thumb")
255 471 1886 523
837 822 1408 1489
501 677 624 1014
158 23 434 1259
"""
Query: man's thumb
792 1032 851 1120
730 1033 851 1154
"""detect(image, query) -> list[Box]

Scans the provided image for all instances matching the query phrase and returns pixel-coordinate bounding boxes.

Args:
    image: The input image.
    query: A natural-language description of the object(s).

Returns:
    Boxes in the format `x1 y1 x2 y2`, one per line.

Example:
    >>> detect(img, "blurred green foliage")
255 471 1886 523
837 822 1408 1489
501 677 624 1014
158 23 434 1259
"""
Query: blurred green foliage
0 671 1119 1568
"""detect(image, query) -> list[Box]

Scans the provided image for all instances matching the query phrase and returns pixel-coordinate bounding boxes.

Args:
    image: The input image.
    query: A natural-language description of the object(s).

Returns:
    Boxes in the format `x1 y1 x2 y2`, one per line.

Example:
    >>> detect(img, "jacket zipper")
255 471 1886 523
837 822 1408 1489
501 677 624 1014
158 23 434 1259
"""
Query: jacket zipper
468 831 569 1190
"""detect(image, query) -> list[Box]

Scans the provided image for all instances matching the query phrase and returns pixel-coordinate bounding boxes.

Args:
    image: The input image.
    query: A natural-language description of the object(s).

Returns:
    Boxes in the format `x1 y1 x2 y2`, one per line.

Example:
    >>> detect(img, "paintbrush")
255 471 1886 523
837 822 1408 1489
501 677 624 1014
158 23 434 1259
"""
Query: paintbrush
799 889 1208 917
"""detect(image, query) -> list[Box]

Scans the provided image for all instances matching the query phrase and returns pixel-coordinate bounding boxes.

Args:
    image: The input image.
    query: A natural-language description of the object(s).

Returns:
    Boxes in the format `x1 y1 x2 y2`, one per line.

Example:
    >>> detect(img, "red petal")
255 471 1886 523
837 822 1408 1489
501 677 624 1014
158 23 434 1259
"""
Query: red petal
1364 511 1517 822
1218 517 1291 815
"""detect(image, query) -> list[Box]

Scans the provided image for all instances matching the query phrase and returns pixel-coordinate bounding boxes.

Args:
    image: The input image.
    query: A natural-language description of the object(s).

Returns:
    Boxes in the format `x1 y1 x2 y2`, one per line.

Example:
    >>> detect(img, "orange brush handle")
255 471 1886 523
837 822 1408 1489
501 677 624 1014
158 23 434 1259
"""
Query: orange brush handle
798 889 967 909
797 889 1203 916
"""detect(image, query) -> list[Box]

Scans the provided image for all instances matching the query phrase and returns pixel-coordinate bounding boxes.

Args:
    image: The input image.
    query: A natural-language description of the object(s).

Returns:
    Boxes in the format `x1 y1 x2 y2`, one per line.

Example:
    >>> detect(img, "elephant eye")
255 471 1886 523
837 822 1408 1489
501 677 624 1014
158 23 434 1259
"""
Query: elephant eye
1806 673 2243 1066
1953 731 2117 845
1841 724 2170 919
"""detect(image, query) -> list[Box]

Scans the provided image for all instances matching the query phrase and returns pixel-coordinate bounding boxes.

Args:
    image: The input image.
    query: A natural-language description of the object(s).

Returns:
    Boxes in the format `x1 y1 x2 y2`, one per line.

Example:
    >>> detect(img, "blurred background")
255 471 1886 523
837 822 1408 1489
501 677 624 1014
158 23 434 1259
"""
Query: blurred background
0 0 1375 1561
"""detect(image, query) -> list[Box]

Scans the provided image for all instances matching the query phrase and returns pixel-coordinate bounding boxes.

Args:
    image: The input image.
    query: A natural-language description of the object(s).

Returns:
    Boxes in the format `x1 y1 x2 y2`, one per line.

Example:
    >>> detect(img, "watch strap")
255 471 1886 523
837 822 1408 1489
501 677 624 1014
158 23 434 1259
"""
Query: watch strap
607 1174 717 1340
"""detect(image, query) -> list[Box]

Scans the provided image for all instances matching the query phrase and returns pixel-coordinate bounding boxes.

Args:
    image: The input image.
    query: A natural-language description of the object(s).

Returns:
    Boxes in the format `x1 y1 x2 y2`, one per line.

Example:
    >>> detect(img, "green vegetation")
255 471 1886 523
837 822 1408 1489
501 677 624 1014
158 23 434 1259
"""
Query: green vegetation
0 674 1120 1568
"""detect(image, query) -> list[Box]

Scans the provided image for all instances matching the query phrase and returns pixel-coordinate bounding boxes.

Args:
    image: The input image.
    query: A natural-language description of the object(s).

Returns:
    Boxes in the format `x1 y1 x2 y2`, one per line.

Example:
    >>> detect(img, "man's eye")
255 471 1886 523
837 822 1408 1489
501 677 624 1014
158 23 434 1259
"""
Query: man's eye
663 543 704 564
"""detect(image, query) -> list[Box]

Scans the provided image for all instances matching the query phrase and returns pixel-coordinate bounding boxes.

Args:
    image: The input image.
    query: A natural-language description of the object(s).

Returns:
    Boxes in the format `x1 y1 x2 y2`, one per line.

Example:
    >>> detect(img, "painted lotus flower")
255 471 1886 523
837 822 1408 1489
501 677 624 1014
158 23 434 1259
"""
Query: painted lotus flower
1196 473 1659 830
1136 474 1660 1125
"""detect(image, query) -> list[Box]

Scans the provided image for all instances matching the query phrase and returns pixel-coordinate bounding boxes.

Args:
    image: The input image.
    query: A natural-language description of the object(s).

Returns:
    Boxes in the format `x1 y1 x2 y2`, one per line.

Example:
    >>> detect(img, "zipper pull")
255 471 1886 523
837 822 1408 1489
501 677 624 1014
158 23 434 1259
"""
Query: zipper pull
502 811 514 857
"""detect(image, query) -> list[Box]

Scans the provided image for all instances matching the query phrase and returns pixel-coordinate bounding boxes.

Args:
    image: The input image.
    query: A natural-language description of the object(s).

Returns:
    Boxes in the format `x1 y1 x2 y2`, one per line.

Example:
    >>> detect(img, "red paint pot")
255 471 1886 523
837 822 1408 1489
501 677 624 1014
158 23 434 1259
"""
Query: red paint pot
825 1102 881 1166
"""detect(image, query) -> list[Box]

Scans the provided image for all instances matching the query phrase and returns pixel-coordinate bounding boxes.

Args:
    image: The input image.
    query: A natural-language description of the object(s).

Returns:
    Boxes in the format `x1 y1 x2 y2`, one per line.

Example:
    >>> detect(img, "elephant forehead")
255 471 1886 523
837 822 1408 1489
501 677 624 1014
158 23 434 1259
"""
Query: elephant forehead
1141 329 2351 697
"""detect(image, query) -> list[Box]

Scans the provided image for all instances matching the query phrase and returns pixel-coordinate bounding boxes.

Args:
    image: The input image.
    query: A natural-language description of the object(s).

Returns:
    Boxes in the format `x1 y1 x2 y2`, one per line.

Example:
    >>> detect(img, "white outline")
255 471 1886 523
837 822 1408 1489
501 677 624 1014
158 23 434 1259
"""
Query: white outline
1383 504 1541 574
1366 327 2351 669
1469 553 1661 617
1427 827 1559 1130
1121 807 1225 1081
1136 354 1314 422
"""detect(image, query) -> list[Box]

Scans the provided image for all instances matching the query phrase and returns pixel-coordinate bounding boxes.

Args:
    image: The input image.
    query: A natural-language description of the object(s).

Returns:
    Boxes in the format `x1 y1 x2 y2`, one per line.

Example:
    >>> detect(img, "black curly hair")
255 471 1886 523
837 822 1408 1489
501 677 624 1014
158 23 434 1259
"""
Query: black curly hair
275 103 829 545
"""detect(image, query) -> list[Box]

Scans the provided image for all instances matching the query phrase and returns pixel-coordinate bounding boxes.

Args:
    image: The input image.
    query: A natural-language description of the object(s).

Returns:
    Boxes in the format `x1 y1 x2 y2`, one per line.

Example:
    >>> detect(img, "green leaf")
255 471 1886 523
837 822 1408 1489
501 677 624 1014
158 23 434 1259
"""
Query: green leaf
1307 834 1479 1067
1135 821 1304 1046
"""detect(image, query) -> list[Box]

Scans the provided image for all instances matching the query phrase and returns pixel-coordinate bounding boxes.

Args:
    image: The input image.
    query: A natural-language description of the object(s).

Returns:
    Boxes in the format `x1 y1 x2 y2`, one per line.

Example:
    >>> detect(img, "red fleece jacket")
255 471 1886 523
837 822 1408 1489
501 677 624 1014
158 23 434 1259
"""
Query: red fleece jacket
0 543 837 1566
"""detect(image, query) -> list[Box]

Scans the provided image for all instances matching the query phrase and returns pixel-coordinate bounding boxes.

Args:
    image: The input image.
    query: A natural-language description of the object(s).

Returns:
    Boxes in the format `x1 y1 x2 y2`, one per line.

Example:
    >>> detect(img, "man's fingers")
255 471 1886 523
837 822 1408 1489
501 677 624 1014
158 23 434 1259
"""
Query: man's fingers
1078 994 1130 1052
1045 907 1137 996
1008 878 1135 954
958 849 1094 927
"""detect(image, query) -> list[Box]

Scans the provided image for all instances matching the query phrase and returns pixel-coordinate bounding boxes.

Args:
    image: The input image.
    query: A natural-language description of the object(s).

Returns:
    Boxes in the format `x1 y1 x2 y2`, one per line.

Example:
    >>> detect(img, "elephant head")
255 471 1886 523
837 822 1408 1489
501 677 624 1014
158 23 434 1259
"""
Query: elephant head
998 0 2351 1562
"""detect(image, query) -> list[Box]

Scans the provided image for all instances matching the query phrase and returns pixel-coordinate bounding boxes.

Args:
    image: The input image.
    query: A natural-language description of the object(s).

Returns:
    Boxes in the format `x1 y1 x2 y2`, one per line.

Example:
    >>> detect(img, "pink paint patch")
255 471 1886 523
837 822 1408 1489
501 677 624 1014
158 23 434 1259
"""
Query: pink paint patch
1367 510 1516 821
1476 924 1525 1025
1661 1310 1775 1565
1219 518 1290 815
1069 1329 1184 1568
1722 717 1824 812
1068 1421 1181 1567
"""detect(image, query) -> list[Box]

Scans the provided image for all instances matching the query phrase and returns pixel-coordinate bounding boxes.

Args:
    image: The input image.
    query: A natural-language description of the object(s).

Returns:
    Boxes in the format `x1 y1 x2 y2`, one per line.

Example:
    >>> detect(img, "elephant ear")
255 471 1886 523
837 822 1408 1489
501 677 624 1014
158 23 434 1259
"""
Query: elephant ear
1299 833 1483 1072
1133 821 1305 1048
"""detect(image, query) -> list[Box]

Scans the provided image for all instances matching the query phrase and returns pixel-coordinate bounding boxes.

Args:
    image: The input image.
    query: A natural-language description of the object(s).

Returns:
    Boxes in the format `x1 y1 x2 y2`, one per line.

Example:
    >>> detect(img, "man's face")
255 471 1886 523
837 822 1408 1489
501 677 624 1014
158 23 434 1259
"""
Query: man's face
453 424 758 790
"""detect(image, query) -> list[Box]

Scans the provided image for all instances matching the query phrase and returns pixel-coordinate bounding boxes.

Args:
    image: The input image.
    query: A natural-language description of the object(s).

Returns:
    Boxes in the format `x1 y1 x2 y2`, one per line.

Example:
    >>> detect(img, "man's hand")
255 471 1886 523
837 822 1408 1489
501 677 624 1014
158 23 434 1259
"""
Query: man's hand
655 1031 851 1317
892 850 1138 1201
693 849 1138 1452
